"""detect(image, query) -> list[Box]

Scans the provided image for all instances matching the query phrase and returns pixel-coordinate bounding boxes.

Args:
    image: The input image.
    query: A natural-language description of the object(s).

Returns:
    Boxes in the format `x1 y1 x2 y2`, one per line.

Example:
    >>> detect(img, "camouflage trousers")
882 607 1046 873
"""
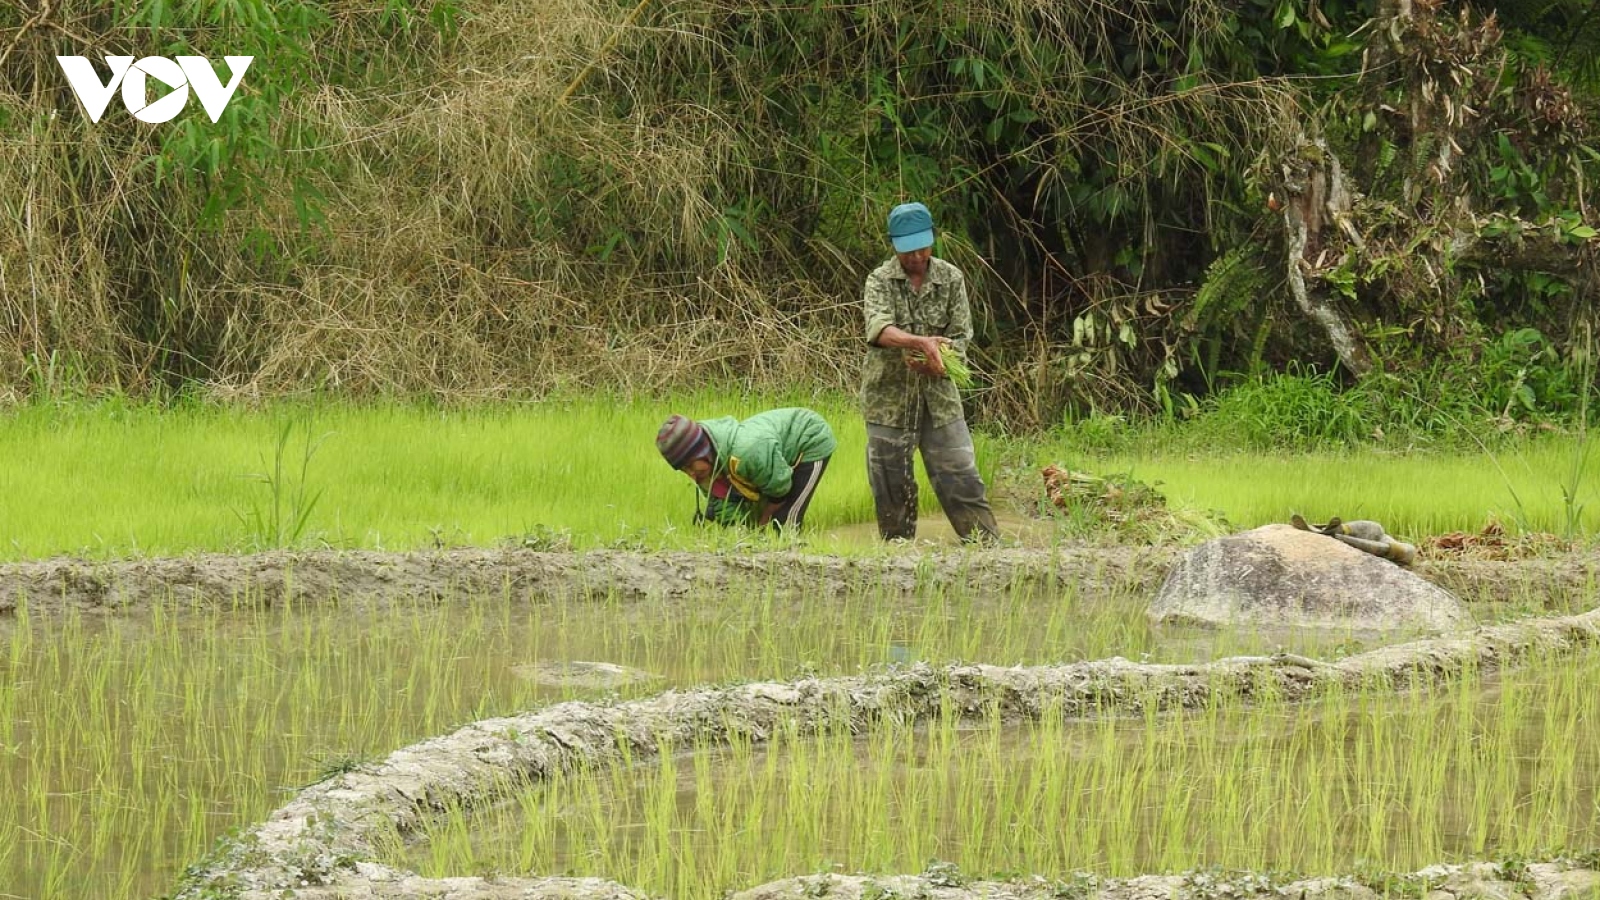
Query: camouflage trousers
866 414 999 543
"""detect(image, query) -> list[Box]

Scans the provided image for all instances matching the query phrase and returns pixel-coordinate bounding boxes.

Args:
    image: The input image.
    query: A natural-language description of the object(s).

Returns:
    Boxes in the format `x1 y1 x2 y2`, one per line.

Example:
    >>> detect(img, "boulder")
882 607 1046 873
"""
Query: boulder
1150 524 1468 632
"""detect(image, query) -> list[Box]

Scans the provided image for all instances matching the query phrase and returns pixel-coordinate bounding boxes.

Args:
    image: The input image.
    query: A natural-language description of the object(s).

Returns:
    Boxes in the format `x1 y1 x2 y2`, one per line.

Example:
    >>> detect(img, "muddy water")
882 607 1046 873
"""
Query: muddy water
417 650 1600 895
814 512 1062 549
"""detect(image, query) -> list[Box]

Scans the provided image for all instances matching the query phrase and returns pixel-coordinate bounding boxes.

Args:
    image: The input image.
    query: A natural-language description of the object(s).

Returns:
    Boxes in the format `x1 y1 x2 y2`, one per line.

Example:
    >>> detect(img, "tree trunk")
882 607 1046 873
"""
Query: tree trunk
1279 138 1372 377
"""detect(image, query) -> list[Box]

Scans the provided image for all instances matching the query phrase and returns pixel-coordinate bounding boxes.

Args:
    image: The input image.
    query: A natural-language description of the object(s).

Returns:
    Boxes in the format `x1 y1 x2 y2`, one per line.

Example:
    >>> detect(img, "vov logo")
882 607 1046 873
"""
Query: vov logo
57 56 253 124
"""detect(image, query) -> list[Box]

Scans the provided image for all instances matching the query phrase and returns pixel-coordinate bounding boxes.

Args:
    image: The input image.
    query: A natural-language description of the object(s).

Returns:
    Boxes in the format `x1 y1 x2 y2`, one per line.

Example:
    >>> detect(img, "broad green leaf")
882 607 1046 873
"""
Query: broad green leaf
1275 0 1296 29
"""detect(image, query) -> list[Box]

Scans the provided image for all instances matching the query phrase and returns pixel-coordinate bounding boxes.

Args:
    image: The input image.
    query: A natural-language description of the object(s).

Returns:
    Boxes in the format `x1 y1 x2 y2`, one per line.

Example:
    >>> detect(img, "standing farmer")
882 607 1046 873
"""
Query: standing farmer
860 201 1000 543
656 407 836 530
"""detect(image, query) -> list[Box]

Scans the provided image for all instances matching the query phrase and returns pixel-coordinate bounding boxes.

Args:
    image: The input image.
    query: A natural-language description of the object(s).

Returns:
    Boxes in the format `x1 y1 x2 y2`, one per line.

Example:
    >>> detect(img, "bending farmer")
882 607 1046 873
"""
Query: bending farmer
860 201 1000 543
656 407 835 530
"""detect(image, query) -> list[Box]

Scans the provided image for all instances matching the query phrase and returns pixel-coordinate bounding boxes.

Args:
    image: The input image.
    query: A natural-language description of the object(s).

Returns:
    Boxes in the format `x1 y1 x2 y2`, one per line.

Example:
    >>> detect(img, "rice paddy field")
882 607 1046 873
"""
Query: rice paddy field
0 395 1597 899
391 646 1600 897
0 394 1596 559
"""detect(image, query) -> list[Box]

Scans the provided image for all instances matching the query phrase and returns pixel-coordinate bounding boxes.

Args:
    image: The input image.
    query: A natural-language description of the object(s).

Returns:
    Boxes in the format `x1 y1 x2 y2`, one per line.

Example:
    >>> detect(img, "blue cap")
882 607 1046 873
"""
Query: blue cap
887 202 934 253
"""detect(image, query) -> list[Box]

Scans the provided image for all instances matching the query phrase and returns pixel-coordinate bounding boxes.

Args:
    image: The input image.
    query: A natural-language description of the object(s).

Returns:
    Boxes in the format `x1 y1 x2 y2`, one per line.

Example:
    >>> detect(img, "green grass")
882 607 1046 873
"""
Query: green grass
0 393 1595 561
1034 437 1600 540
0 392 877 559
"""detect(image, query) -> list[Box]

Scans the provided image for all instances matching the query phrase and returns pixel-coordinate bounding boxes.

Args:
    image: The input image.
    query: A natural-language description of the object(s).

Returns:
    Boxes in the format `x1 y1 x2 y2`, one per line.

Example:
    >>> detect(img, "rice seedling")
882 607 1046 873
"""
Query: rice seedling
901 345 974 390
943 345 975 390
1035 431 1600 541
8 559 1533 900
0 393 882 560
395 645 1600 897
0 396 1595 562
0 571 1166 899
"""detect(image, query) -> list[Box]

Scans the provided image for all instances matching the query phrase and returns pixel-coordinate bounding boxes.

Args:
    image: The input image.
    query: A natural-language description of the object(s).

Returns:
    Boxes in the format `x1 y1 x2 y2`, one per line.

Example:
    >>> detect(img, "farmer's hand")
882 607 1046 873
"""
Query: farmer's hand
757 498 782 528
904 336 950 377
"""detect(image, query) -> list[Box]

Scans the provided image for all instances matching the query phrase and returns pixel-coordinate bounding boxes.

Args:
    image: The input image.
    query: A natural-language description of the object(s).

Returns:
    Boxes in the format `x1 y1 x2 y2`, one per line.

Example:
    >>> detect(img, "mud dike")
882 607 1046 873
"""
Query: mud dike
153 566 1600 900
0 546 1159 614
2 545 1597 615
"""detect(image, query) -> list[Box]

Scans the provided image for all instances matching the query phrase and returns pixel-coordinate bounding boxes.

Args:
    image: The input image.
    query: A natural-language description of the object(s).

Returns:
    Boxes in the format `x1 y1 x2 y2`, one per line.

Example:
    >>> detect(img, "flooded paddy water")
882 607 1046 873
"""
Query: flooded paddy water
397 650 1600 896
0 548 1596 899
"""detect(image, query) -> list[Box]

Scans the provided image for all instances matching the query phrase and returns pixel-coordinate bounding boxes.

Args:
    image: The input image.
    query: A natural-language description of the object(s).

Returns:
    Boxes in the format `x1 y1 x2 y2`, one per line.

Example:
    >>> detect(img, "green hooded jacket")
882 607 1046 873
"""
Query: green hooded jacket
698 407 836 502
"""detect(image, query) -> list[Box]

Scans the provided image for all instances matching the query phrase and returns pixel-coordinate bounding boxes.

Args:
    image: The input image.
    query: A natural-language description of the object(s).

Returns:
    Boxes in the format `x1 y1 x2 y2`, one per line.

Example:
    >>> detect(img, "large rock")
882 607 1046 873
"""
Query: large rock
1150 524 1468 632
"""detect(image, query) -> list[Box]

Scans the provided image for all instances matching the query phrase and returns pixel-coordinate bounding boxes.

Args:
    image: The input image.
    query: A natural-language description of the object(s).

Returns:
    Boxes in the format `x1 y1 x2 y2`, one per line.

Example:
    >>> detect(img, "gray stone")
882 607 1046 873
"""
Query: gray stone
1151 524 1468 632
1527 863 1600 900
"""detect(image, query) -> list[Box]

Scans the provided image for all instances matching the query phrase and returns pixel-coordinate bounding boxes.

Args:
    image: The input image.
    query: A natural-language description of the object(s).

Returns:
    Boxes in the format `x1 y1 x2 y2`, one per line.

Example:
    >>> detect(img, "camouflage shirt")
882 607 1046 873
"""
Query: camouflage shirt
859 256 972 430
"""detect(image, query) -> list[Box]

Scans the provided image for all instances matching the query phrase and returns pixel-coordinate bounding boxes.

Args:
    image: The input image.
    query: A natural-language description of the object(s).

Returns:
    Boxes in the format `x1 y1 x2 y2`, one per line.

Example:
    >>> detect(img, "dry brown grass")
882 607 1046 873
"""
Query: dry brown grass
0 0 1310 404
0 0 864 398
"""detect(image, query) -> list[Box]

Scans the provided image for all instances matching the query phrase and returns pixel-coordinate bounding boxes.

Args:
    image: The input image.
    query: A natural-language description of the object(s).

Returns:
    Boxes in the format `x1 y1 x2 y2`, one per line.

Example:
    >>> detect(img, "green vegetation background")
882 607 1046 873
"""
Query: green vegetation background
0 0 1597 432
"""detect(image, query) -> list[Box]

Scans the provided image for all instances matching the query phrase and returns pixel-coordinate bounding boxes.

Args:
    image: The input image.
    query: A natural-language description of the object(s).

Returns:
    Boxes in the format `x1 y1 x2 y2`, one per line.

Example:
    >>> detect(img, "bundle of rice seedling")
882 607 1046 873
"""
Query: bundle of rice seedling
905 343 974 388
940 344 974 389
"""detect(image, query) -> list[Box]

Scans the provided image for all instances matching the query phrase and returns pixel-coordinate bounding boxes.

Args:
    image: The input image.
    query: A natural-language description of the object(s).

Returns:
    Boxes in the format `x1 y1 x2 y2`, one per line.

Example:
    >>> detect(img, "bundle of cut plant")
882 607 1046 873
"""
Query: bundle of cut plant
939 344 974 389
1421 518 1572 560
1040 463 1228 540
904 344 975 389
